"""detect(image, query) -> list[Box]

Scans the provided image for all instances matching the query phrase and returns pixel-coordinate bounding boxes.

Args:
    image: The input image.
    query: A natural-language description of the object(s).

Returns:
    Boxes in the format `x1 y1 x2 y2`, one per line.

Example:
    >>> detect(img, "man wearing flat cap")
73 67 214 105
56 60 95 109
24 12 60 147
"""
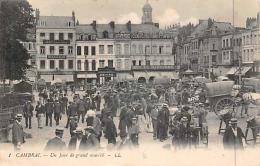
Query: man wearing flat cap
223 118 246 150
12 114 25 151
44 128 66 151
68 127 84 150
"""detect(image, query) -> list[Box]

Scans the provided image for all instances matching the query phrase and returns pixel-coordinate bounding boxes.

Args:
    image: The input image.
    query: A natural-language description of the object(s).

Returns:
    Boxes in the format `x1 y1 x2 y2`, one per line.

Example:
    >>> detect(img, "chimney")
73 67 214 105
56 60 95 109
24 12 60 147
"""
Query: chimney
154 23 159 28
109 21 115 30
126 21 131 32
91 20 97 32
35 8 40 22
72 11 75 26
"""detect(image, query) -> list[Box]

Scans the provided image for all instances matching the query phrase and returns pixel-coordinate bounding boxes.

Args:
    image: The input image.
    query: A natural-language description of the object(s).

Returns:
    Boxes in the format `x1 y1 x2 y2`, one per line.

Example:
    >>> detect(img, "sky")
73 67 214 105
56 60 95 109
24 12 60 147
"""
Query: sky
27 0 260 28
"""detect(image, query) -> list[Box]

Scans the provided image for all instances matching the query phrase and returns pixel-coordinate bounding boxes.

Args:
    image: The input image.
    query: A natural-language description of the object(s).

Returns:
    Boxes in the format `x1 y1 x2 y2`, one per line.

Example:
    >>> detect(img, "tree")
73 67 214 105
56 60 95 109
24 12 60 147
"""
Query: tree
0 0 35 80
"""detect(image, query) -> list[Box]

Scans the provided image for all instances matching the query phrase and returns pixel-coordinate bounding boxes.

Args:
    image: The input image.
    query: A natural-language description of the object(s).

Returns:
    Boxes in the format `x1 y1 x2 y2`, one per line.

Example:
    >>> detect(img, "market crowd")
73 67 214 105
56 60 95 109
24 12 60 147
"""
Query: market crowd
10 78 249 151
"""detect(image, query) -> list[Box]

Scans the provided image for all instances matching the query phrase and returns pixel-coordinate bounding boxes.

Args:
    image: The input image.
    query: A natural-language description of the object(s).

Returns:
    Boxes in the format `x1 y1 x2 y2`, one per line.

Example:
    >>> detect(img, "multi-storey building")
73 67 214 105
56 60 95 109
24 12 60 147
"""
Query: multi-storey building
35 10 76 84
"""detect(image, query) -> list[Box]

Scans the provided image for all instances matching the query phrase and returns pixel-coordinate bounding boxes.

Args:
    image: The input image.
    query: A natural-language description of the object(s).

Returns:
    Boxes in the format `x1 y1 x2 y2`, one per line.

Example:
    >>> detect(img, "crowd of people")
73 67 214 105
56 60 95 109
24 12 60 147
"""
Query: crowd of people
9 78 251 151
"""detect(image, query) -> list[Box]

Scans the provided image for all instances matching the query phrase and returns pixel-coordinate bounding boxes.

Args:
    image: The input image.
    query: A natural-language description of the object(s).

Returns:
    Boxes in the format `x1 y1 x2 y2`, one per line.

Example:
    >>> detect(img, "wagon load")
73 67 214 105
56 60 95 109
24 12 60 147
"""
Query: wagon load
205 81 234 97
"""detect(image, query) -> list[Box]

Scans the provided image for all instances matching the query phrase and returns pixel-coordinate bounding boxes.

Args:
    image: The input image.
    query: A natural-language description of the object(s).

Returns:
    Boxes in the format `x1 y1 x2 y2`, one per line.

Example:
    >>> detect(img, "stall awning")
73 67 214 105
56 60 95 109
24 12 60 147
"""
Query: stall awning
77 74 86 79
86 74 97 78
226 67 237 75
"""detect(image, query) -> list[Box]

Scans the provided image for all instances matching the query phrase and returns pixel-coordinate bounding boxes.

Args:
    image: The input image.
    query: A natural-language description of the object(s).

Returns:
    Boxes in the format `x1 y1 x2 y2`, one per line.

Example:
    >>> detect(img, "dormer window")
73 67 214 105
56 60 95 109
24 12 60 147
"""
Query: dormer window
103 31 109 38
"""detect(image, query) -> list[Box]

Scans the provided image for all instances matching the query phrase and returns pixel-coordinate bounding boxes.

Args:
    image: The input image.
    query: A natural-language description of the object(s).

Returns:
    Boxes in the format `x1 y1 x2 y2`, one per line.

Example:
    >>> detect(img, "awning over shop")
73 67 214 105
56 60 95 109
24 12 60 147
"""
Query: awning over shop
40 75 74 82
226 67 237 75
77 74 86 79
235 67 252 75
86 74 97 78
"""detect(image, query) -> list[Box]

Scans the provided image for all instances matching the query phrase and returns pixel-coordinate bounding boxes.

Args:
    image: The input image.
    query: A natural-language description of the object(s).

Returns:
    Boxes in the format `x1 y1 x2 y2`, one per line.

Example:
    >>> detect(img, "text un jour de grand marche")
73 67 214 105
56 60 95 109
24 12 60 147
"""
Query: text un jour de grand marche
8 152 122 158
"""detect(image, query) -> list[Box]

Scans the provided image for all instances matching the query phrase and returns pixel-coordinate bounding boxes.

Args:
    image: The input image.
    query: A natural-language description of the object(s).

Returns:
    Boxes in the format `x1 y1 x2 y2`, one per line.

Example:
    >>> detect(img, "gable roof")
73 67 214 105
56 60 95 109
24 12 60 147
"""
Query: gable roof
37 16 74 29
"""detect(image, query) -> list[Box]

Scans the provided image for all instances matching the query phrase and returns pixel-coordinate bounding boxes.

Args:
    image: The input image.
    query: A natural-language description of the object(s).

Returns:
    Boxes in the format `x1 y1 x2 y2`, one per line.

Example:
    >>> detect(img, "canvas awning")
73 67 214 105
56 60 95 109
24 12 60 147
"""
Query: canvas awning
235 67 252 75
226 67 237 75
40 75 73 82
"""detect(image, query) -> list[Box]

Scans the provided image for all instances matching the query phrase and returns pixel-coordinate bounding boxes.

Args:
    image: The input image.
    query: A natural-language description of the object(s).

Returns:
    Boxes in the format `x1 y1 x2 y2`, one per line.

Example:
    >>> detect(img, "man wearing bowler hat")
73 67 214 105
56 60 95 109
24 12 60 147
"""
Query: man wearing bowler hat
223 118 246 150
44 128 66 151
12 114 25 151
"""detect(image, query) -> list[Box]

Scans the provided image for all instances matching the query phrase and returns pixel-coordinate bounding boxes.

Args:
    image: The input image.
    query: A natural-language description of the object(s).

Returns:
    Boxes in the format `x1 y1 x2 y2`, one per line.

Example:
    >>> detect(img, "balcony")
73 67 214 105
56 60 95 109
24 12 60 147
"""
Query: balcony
43 40 70 44
131 65 176 71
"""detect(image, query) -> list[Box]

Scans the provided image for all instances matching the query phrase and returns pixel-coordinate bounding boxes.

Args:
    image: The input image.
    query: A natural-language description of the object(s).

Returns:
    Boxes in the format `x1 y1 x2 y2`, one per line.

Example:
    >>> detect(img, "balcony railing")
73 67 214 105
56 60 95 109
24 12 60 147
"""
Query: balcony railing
43 40 70 44
131 65 176 71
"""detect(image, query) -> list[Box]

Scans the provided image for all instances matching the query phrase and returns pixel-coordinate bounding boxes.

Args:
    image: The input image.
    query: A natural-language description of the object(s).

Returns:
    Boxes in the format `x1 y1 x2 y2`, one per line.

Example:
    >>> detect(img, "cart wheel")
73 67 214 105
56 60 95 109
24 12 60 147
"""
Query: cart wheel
214 97 235 115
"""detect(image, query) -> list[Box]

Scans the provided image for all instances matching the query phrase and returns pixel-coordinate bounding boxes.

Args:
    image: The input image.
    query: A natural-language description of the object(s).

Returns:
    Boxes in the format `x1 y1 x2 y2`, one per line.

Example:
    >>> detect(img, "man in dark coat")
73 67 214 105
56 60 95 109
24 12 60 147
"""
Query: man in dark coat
80 126 99 150
45 99 54 127
157 103 170 141
69 116 78 137
223 118 246 150
104 112 117 145
54 100 62 126
12 114 25 151
77 99 87 123
44 128 66 151
66 101 78 128
94 92 102 112
118 103 128 140
23 101 34 129
68 127 84 150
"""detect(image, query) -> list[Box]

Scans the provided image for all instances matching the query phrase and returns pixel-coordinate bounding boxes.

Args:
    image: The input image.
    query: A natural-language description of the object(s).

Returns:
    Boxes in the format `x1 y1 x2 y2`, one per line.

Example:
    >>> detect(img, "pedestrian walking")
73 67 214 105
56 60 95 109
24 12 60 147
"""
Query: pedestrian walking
223 118 246 150
45 99 54 127
80 126 100 150
35 101 45 129
128 117 140 146
54 100 62 126
12 114 25 151
157 103 170 141
23 101 34 129
104 112 117 145
68 127 84 151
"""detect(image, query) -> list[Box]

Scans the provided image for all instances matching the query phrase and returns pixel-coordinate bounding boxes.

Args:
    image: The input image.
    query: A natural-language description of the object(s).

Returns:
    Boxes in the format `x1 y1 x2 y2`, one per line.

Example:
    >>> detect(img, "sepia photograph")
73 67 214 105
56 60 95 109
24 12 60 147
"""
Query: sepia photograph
0 0 260 165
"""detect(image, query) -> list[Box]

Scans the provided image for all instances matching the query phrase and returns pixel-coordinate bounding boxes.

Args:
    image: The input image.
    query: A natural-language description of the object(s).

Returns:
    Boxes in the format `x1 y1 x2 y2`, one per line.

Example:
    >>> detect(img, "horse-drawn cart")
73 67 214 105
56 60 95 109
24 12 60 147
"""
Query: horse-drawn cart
205 81 236 115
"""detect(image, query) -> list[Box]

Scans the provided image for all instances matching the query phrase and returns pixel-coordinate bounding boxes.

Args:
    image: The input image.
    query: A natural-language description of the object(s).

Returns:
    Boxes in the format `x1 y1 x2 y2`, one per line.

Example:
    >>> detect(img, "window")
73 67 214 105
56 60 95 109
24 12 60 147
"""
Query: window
160 60 164 65
99 60 105 68
40 33 45 37
103 31 108 38
116 59 122 69
59 46 64 54
152 45 157 54
59 33 64 40
159 46 164 54
145 45 150 54
40 60 45 69
108 45 113 54
40 46 45 55
49 46 55 54
50 60 55 69
132 60 136 66
84 60 89 71
77 60 81 70
68 60 73 69
213 44 215 50
146 60 150 66
31 60 36 66
132 44 136 54
138 44 143 54
116 44 121 55
92 60 96 71
84 46 89 55
99 45 105 54
59 60 64 69
139 60 142 66
68 33 73 40
28 43 32 50
108 60 113 68
50 33 54 41
77 46 81 55
124 44 129 55
91 46 96 55
68 46 73 55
